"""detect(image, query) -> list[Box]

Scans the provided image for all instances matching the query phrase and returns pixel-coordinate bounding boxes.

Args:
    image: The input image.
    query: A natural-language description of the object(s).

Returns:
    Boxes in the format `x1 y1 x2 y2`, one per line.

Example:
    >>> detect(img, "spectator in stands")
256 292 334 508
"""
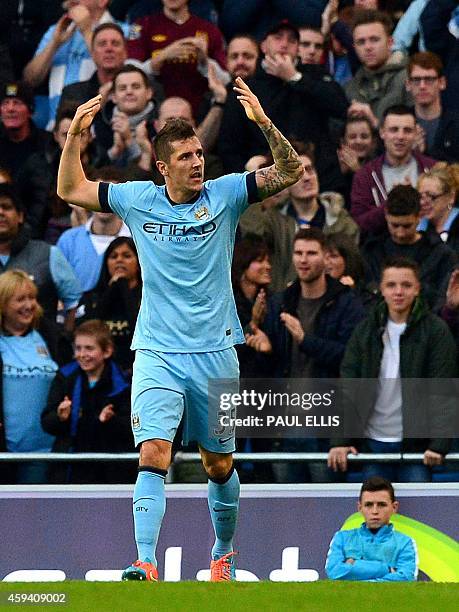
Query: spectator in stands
17 105 97 241
363 184 456 305
337 115 378 205
441 267 459 350
249 228 365 482
345 10 411 129
226 35 260 81
42 319 132 483
0 184 81 329
93 65 156 168
351 105 436 235
232 236 273 379
23 0 124 129
150 96 224 179
321 0 360 86
115 0 219 25
57 167 131 293
326 477 418 581
218 20 349 193
0 82 49 181
59 23 128 111
240 146 359 292
328 257 457 482
406 52 459 162
418 164 459 252
126 0 227 117
78 237 141 376
420 0 459 113
298 26 325 65
0 270 71 484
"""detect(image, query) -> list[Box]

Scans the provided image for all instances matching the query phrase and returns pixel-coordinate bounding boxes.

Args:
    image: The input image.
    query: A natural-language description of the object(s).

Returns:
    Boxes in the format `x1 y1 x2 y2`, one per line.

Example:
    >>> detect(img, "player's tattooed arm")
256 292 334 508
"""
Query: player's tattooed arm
233 77 303 200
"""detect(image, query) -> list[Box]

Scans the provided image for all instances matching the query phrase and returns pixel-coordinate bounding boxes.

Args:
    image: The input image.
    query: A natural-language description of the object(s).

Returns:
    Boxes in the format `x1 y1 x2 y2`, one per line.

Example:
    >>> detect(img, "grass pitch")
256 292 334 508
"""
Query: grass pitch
0 582 458 612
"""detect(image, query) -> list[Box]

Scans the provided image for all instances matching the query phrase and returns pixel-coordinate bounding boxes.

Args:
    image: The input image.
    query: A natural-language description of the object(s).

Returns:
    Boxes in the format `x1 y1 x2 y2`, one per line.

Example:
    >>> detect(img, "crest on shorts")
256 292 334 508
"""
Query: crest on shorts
132 414 141 430
194 206 210 221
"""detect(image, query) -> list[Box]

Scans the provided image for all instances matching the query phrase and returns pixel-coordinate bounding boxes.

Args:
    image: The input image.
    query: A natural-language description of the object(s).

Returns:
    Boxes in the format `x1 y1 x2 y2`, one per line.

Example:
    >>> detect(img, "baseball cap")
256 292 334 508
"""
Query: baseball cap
263 20 300 42
1 82 34 111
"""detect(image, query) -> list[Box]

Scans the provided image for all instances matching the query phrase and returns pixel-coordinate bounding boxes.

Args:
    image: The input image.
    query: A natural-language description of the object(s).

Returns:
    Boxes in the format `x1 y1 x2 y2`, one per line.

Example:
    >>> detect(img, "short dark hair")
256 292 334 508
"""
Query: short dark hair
54 103 79 130
292 140 316 164
381 256 420 281
382 104 416 124
408 51 444 77
229 34 260 53
293 227 326 248
386 184 420 216
153 118 197 163
92 22 125 46
344 115 376 137
232 235 270 288
360 476 395 502
113 64 150 89
0 183 24 213
352 9 393 36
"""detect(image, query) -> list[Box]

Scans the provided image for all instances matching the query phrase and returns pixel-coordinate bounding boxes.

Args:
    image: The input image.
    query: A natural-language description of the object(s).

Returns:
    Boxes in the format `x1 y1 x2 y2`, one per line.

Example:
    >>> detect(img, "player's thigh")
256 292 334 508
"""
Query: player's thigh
186 347 239 454
131 349 186 447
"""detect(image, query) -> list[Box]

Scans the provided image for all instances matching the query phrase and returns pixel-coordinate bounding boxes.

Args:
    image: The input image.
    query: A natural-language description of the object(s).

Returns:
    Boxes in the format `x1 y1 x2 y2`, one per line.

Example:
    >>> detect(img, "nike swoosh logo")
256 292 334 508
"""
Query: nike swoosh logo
212 508 231 513
218 437 233 444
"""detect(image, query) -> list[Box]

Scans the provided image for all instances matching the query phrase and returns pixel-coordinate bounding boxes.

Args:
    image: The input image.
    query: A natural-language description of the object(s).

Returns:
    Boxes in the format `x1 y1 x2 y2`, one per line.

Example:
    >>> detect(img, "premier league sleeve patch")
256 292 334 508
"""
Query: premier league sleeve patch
132 413 141 430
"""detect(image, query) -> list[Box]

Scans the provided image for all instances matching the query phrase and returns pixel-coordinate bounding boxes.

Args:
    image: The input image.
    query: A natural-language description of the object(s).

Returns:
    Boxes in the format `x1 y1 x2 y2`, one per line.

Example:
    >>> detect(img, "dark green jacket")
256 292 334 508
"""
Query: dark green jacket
334 298 458 455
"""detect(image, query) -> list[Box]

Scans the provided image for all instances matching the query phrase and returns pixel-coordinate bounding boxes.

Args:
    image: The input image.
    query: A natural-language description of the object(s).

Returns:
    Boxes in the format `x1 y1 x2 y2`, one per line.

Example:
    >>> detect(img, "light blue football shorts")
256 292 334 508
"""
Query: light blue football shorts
131 347 239 453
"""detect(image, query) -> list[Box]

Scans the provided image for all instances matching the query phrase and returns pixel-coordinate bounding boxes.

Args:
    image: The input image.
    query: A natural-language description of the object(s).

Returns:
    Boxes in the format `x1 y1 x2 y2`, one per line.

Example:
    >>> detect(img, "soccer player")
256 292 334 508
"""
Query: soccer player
57 78 303 582
325 477 418 581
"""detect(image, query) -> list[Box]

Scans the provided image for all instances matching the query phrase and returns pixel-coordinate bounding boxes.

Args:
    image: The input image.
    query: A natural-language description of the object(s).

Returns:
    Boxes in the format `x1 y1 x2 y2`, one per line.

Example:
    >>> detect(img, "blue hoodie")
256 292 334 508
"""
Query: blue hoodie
325 523 418 581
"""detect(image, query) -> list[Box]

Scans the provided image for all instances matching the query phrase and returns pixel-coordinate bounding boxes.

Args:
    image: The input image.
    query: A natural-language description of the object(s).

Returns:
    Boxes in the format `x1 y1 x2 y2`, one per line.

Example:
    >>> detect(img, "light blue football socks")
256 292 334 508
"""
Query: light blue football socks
208 466 240 560
132 467 167 566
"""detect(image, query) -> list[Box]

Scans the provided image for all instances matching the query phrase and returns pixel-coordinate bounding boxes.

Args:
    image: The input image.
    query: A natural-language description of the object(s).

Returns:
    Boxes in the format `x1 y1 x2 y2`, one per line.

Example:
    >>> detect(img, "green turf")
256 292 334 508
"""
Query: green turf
0 582 458 612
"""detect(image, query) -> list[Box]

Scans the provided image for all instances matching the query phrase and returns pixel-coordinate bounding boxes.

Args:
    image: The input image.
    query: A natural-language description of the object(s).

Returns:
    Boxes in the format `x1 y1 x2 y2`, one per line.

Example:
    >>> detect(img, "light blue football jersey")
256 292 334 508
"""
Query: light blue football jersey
100 173 254 352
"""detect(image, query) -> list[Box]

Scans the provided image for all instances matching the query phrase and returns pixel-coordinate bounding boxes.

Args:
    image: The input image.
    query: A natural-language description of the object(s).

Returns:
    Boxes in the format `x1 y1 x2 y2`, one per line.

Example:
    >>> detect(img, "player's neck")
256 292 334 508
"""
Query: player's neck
164 6 190 24
165 184 201 204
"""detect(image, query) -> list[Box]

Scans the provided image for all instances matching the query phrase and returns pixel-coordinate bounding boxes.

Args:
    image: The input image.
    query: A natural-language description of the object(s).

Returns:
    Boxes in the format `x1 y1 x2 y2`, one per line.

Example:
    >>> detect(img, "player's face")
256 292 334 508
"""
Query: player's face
164 136 205 194
379 114 416 162
344 120 375 159
244 255 272 286
74 334 112 379
113 73 152 115
353 23 392 70
358 490 398 529
92 28 127 71
298 28 324 65
0 197 23 241
261 29 299 61
380 267 420 318
386 213 419 245
406 66 445 107
227 37 259 80
324 248 346 279
106 243 140 285
3 282 38 333
293 239 325 283
0 97 31 130
288 155 319 200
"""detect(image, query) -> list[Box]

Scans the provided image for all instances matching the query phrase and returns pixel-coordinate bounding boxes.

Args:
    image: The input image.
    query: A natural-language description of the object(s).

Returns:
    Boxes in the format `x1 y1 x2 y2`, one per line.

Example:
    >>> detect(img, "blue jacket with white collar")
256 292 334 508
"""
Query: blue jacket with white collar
325 523 418 581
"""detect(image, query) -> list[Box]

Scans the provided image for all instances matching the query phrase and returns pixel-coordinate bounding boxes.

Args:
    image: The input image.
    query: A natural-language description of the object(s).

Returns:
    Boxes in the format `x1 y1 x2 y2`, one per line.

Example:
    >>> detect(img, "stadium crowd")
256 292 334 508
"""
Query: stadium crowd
0 0 459 484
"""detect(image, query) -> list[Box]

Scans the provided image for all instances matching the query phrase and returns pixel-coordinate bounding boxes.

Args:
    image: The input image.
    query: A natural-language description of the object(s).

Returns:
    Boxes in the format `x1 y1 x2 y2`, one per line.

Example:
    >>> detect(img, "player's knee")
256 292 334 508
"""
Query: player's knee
139 439 172 470
202 454 233 480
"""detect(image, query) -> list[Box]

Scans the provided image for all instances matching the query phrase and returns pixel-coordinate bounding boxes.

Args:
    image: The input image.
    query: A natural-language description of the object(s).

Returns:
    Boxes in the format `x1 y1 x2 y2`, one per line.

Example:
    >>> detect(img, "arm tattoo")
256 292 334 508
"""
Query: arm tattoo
256 120 303 200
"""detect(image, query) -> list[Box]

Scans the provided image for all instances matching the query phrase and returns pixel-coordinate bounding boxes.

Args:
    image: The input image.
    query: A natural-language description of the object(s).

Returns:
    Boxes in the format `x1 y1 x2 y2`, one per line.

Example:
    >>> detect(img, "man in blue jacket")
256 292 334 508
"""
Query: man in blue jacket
325 477 418 581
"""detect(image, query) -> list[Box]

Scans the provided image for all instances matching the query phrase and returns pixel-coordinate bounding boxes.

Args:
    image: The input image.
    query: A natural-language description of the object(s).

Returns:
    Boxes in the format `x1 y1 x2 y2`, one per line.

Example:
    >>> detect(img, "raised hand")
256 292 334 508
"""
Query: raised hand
245 324 272 353
68 95 102 136
233 77 269 125
99 404 115 423
52 14 76 47
280 312 305 344
446 269 459 310
57 395 72 422
251 288 267 328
